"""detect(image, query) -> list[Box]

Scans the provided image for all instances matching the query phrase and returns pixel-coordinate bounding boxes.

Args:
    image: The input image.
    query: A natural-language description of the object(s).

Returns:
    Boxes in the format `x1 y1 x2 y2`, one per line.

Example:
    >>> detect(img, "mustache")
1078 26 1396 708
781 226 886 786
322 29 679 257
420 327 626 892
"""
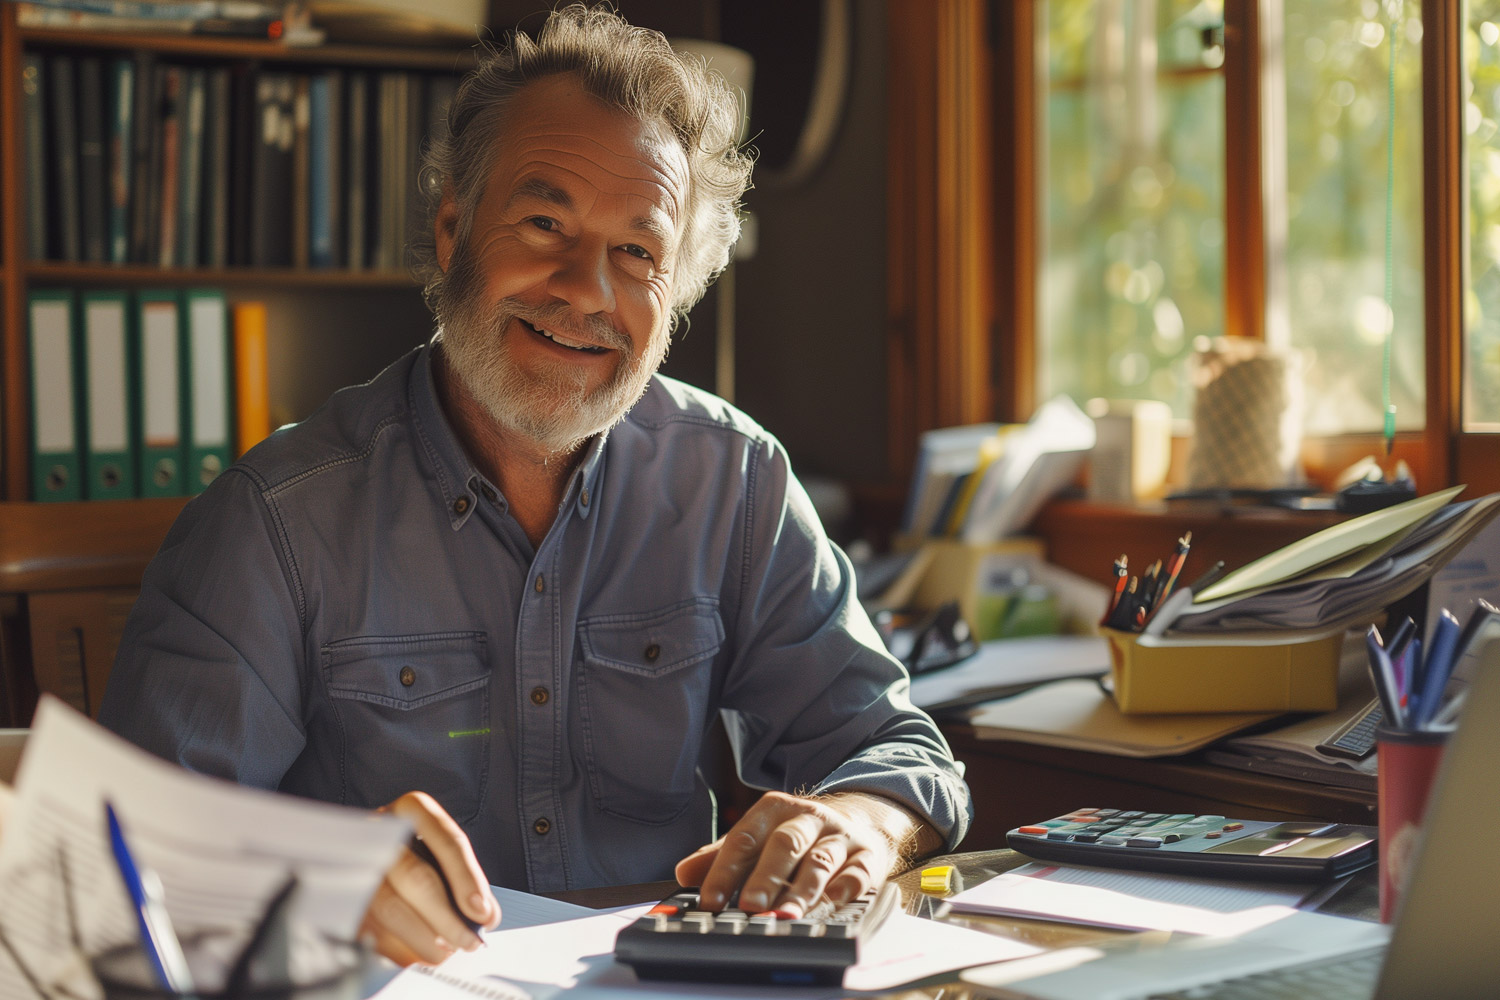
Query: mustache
499 299 632 352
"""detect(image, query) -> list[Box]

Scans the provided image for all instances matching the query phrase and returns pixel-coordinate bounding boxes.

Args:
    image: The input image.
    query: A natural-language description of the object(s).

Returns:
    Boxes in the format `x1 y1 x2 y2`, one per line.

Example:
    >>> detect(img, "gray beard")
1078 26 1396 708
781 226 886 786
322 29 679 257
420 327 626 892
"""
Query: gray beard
436 243 670 457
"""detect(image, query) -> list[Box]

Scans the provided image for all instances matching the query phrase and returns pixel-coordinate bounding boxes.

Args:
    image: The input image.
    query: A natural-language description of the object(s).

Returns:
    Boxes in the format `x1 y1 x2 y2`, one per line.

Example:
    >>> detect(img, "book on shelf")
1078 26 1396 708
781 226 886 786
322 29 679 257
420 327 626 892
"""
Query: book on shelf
176 66 208 268
76 56 110 264
345 70 370 271
48 54 82 263
127 49 157 264
291 73 311 270
202 66 232 269
22 54 48 262
107 56 135 265
156 64 183 268
251 71 295 268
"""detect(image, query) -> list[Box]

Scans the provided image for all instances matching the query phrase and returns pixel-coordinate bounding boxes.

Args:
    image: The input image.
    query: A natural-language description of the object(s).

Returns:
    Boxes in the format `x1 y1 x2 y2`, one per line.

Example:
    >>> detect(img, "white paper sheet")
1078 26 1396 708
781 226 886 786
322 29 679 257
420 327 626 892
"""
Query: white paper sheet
375 902 1041 999
0 697 410 1000
947 871 1298 936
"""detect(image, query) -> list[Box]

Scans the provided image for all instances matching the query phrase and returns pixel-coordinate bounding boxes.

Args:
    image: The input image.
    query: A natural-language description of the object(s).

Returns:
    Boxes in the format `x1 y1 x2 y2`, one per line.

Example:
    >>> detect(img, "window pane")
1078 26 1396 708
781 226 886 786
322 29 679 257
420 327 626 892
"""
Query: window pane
1282 1 1425 435
1040 0 1226 417
1466 2 1500 429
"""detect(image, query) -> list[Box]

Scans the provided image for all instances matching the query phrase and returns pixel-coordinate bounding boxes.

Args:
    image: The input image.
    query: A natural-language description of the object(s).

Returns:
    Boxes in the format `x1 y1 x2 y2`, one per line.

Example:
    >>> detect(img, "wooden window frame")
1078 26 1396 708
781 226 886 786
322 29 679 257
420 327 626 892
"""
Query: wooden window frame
888 0 1500 499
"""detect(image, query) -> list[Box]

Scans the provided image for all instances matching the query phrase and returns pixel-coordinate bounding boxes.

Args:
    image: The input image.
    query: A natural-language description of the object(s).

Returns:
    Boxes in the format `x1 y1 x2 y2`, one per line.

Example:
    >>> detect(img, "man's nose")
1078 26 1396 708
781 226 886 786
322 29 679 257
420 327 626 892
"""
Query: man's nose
547 241 616 316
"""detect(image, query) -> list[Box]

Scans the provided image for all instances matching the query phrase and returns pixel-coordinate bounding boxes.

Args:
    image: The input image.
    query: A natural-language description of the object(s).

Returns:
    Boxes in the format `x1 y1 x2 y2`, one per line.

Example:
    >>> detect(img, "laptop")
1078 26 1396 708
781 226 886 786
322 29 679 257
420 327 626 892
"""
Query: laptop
962 639 1500 1000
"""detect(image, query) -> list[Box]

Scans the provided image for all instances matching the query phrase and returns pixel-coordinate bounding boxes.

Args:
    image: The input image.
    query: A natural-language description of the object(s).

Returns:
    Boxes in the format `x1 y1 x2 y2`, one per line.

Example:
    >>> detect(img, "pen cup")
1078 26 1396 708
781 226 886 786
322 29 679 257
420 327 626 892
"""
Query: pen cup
1376 724 1452 923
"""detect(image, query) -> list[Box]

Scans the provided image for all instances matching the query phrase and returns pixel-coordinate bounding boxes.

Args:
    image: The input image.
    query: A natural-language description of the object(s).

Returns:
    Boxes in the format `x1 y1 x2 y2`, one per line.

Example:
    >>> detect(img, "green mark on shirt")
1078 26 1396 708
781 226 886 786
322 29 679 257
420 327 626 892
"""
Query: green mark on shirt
448 727 491 738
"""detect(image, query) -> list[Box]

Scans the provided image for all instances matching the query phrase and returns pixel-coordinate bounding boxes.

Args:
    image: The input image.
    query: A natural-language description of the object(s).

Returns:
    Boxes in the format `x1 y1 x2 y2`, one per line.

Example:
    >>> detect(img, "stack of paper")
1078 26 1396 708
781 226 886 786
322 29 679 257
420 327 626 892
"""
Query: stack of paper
1161 487 1500 634
0 698 409 1000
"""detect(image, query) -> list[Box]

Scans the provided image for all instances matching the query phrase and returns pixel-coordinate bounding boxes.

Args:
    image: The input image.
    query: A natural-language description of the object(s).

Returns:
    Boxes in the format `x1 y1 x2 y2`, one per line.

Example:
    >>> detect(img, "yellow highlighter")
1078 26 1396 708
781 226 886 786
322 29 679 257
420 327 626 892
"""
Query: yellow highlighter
919 864 955 894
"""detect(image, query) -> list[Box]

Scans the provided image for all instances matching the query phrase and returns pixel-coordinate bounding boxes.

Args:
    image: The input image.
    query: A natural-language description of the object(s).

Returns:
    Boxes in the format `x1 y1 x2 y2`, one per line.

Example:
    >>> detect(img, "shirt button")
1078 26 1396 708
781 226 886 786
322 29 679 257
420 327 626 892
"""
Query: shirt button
453 496 470 515
644 643 661 662
533 817 551 836
530 686 550 706
580 487 590 507
399 666 416 687
535 574 545 593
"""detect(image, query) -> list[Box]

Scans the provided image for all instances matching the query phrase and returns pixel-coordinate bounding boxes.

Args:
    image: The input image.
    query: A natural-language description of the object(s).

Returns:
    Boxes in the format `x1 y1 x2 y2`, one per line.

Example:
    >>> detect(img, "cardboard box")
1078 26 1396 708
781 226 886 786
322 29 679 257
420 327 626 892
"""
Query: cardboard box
1102 626 1344 714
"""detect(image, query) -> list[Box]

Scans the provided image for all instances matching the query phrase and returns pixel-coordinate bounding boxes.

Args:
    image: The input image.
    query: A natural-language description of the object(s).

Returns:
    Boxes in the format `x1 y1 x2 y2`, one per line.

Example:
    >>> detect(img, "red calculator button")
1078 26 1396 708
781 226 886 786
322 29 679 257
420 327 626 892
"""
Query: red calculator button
648 903 681 916
1017 826 1051 835
1222 823 1244 831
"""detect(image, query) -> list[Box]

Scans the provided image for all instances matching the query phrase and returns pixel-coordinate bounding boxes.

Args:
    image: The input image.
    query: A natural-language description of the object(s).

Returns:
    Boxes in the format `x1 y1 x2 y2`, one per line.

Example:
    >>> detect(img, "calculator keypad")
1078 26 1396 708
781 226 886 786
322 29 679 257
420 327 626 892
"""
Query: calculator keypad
637 891 877 938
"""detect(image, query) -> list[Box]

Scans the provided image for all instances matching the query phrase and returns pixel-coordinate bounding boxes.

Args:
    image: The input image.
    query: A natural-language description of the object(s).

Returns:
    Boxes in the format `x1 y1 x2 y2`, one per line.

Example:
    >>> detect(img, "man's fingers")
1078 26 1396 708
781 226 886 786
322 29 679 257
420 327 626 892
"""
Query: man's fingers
391 847 486 949
385 792 498 929
778 836 849 916
824 846 880 905
697 827 765 910
362 879 456 966
737 812 825 914
673 838 723 887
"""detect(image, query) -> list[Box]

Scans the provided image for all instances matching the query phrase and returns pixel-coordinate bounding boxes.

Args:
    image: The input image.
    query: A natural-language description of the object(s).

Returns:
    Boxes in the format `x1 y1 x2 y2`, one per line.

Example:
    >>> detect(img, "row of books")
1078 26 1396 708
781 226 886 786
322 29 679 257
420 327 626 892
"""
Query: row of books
22 50 458 271
26 287 272 502
899 397 1097 543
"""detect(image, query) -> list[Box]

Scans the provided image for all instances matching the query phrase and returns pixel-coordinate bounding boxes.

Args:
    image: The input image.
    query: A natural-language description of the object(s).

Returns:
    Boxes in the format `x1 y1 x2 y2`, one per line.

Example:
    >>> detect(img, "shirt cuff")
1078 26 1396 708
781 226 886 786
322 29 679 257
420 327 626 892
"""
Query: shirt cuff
809 742 973 854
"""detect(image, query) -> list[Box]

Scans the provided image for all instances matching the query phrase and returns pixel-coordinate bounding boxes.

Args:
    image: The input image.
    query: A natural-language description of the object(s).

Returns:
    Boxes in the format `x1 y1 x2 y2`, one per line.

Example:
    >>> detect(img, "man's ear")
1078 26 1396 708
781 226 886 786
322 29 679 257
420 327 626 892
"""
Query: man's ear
435 193 460 273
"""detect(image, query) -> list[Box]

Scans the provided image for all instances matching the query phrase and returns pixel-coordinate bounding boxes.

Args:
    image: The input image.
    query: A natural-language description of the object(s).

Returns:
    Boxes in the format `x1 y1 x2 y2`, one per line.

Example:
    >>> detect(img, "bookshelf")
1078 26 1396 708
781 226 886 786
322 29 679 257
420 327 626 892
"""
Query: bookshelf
0 7 479 723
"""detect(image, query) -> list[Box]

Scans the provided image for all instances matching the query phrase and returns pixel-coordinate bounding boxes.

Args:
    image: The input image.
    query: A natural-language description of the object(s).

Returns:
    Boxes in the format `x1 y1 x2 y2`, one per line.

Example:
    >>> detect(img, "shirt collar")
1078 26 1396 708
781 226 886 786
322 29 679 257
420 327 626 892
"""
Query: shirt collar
409 338 486 530
409 337 610 529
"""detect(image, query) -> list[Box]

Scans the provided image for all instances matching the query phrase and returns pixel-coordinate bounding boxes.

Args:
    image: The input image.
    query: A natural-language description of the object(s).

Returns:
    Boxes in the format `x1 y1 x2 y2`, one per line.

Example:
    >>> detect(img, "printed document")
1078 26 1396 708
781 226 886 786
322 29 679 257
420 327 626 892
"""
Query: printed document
0 697 409 1000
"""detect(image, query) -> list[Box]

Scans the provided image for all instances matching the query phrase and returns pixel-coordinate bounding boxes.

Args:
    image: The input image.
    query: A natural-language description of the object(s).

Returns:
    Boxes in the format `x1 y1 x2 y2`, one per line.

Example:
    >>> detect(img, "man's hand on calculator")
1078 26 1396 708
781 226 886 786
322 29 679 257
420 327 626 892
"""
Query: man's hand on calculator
674 790 942 916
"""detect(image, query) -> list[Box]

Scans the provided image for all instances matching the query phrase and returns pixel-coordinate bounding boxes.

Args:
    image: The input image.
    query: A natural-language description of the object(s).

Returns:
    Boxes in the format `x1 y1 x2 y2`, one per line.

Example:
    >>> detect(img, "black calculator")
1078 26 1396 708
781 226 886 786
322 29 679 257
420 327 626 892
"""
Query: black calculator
613 884 899 986
1006 809 1377 881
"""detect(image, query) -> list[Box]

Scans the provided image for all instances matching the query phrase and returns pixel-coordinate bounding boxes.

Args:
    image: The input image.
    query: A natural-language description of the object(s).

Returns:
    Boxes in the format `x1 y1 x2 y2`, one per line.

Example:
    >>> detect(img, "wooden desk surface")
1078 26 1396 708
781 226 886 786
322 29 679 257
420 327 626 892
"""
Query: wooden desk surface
541 848 1379 997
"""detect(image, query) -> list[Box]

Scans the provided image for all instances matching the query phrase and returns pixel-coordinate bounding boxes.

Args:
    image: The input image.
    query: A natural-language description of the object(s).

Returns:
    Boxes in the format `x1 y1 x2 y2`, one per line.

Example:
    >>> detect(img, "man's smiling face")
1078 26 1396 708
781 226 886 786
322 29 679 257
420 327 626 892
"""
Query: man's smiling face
435 73 690 455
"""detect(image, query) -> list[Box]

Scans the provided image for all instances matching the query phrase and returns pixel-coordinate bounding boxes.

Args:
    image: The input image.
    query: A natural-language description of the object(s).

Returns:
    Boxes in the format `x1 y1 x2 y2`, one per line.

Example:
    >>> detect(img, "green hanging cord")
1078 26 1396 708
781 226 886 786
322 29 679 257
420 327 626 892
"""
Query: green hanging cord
1382 1 1399 455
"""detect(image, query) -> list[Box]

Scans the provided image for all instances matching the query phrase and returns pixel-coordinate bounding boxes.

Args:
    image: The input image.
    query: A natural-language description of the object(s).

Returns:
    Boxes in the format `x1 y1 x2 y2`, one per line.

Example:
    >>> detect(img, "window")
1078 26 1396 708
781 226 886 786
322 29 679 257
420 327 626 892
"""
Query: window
1037 0 1427 437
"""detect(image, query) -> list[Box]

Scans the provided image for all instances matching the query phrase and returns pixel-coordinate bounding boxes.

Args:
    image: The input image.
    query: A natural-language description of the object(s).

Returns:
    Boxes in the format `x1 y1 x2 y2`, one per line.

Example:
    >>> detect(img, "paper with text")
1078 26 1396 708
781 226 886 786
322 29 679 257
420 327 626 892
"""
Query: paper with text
0 697 409 1000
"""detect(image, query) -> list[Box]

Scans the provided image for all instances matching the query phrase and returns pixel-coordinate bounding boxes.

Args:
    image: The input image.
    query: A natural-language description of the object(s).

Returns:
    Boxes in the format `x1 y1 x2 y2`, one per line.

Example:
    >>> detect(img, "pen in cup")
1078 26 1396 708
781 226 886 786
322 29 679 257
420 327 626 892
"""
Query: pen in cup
105 801 195 995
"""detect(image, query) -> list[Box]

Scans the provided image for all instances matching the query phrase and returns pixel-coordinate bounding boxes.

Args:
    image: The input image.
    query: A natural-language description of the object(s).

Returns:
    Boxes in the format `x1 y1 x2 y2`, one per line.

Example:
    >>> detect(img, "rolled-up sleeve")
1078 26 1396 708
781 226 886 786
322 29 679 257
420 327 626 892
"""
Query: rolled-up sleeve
100 467 307 789
718 438 973 852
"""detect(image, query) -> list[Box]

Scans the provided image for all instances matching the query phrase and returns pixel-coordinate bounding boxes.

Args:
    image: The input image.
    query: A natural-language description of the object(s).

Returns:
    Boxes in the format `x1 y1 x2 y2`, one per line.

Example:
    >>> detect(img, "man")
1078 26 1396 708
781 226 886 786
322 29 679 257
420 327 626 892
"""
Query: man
101 4 971 967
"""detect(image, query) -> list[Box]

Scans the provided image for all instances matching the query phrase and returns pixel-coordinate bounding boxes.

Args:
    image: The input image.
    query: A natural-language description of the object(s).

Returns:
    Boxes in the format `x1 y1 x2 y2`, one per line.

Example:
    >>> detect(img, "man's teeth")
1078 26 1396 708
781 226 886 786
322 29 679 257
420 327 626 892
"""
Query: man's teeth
528 321 603 352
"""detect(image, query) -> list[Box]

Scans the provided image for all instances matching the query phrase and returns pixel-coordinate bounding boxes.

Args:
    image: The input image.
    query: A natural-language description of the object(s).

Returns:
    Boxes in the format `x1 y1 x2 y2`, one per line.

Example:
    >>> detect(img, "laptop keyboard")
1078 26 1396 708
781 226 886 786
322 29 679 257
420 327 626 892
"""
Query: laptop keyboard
1148 948 1383 1000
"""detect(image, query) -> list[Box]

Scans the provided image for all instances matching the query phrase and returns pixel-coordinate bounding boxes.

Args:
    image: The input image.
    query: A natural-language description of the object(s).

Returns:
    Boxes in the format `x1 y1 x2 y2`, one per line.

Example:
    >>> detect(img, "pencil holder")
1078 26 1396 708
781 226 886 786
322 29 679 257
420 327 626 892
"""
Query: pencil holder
1102 626 1343 714
1376 724 1451 924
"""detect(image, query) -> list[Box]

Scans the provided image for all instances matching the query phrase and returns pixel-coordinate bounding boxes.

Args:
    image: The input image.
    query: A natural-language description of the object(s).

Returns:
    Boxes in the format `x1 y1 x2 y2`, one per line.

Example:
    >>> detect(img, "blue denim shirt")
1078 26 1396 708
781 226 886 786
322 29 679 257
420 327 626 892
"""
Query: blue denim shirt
100 341 971 891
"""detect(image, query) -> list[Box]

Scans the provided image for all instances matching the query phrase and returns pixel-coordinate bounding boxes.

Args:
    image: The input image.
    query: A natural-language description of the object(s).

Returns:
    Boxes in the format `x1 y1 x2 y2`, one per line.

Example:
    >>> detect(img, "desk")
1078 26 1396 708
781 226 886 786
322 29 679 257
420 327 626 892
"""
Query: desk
542 848 1379 997
942 725 1378 850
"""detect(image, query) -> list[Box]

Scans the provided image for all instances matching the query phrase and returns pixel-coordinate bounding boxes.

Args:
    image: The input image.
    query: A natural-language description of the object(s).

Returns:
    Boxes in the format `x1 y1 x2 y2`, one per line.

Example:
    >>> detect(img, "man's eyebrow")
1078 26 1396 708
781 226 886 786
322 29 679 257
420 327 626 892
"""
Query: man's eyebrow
630 214 675 249
506 178 573 212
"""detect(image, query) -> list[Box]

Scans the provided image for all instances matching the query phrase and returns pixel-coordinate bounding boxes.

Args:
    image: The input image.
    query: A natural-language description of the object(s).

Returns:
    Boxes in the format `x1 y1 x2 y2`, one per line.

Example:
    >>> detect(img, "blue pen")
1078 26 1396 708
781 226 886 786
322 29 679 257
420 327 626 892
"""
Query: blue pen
1416 610 1462 729
1365 625 1405 730
105 802 196 994
1398 636 1422 722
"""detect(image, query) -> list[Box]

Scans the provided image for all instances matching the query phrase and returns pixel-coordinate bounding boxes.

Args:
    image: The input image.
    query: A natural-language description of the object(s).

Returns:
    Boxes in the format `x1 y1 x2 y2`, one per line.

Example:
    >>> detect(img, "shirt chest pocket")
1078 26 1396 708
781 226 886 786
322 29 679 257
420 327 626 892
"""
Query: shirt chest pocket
323 631 490 823
576 598 723 825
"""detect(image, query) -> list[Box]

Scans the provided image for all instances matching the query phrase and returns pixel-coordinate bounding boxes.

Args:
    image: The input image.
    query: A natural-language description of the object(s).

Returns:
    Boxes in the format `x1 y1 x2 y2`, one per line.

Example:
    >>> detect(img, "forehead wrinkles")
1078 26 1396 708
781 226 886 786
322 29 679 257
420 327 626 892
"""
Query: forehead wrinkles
508 127 687 221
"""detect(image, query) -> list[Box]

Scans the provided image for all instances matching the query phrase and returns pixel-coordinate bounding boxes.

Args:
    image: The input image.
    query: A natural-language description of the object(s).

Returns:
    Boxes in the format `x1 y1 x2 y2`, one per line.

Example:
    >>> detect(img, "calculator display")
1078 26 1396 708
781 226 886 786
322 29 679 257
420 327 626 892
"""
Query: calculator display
1201 823 1374 860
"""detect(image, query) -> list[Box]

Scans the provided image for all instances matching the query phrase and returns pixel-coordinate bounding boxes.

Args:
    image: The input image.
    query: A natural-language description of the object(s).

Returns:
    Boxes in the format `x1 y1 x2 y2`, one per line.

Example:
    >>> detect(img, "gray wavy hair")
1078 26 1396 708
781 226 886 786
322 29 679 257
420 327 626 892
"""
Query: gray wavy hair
412 3 754 329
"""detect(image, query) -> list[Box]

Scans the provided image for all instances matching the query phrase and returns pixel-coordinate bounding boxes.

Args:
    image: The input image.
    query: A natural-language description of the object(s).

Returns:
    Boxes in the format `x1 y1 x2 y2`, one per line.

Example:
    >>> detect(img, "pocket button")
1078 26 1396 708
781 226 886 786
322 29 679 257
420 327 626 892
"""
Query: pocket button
399 666 416 687
644 643 660 662
533 817 552 835
530 686 550 705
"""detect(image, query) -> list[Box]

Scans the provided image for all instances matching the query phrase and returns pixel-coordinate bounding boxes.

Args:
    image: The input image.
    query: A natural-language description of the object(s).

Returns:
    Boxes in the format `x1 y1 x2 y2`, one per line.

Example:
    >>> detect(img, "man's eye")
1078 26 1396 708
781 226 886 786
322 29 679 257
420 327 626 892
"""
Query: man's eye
620 244 652 261
528 217 559 232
